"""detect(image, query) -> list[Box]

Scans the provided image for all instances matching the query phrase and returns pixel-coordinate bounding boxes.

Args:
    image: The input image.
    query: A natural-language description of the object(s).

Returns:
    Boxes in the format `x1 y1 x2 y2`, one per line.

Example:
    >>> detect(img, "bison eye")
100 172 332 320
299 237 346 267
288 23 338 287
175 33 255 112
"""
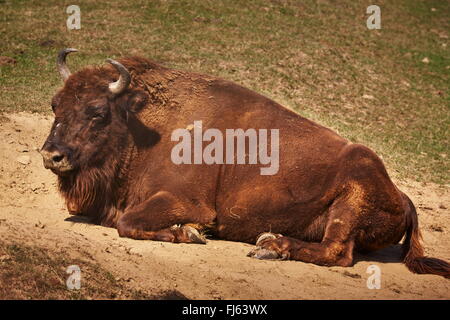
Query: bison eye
86 105 107 120
92 113 104 120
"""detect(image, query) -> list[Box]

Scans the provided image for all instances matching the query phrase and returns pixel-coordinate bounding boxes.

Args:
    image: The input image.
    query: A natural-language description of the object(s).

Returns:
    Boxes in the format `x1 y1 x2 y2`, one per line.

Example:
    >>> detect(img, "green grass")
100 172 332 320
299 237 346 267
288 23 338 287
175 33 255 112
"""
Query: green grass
0 0 448 183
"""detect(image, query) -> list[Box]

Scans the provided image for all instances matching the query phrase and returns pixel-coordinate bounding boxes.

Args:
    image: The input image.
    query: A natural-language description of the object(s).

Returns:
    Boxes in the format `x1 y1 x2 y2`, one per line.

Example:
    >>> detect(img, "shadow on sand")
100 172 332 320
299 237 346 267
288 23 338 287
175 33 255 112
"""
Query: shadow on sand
354 244 404 264
64 215 95 225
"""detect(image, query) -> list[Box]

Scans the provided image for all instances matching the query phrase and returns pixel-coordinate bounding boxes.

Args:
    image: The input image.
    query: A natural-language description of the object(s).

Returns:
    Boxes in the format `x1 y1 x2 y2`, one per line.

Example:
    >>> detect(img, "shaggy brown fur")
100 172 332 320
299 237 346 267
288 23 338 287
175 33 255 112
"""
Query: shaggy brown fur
41 56 450 278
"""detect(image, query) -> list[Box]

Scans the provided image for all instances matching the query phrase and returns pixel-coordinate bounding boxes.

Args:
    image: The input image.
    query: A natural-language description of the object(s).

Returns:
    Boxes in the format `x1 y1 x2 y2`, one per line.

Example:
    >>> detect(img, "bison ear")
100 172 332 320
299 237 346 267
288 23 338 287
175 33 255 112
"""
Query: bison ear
117 89 149 114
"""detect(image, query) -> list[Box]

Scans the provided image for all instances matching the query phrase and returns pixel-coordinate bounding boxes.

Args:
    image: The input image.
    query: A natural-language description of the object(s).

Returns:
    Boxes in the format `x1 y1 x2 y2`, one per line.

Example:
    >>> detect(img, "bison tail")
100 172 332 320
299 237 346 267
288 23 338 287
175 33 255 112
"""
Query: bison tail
402 195 450 278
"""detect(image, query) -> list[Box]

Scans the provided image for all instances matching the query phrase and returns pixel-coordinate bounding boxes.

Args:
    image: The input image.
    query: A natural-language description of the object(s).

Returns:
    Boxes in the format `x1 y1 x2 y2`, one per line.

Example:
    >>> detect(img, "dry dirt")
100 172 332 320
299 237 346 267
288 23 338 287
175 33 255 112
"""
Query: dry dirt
0 112 449 299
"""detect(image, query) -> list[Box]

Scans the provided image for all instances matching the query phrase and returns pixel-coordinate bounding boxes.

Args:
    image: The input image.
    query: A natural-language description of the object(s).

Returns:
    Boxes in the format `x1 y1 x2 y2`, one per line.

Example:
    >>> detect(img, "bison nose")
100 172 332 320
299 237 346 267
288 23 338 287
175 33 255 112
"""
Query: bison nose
40 149 64 168
51 152 65 163
39 148 72 172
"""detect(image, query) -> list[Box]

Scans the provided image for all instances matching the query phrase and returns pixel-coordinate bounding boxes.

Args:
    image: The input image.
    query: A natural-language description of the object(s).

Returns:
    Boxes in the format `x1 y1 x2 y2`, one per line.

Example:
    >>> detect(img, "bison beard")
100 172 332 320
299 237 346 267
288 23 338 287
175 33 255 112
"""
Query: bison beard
58 159 123 227
41 49 450 278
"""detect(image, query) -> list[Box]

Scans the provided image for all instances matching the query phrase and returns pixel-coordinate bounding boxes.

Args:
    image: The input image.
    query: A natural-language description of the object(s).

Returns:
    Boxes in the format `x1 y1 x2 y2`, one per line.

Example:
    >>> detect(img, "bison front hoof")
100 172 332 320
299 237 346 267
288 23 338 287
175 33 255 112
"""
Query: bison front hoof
247 247 282 260
180 225 207 244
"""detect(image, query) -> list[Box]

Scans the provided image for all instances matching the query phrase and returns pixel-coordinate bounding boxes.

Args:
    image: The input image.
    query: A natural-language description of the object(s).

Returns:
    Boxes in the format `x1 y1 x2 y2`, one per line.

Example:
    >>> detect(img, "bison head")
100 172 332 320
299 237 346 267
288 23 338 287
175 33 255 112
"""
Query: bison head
40 49 148 176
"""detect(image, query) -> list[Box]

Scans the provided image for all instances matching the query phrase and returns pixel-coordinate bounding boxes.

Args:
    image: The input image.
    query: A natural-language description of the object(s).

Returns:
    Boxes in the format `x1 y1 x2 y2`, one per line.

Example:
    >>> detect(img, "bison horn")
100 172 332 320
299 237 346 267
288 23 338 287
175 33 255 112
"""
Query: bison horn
57 48 78 82
106 59 131 95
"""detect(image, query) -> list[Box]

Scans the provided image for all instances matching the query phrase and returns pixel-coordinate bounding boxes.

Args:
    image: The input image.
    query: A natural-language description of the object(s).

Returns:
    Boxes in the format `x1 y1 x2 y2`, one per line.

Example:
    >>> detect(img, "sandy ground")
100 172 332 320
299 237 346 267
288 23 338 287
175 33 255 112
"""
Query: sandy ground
0 112 449 299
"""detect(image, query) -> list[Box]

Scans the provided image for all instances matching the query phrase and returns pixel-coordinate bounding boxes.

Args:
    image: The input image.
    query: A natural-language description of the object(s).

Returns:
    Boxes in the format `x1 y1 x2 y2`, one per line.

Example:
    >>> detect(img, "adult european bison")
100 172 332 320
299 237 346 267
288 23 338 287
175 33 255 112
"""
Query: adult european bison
41 48 449 278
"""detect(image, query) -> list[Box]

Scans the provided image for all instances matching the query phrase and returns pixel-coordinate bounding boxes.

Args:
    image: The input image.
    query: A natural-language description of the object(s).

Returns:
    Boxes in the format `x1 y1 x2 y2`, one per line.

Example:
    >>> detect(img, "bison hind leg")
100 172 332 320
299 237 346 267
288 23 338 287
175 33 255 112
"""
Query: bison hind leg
248 233 355 267
247 196 362 267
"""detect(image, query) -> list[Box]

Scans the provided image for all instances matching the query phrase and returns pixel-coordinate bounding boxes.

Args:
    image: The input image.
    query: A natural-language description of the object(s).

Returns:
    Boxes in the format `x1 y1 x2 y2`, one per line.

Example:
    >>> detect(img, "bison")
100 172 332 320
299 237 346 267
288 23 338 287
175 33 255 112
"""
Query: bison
40 48 449 278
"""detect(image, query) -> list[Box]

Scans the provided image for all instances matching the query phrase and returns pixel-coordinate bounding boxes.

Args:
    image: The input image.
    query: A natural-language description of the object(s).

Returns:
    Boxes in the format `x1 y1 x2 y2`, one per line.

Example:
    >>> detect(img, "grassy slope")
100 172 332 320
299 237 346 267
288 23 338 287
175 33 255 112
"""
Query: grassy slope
0 240 188 299
0 0 448 183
